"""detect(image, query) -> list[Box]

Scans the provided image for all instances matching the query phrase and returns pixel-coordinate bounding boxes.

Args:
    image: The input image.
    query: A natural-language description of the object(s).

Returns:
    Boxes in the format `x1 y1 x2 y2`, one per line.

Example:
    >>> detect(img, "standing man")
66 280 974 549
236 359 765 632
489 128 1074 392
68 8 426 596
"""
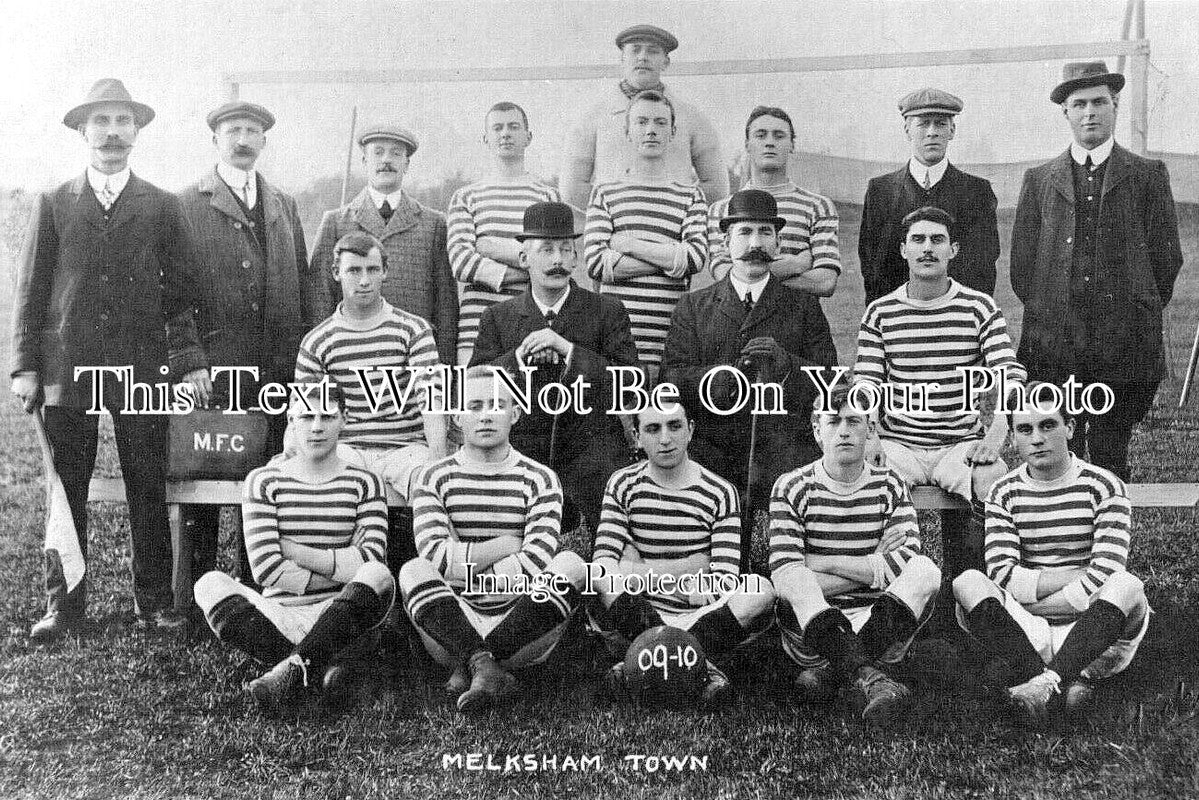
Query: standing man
447 101 561 366
472 201 640 536
1011 62 1183 482
178 100 326 592
859 89 999 304
663 189 838 515
11 79 205 639
560 24 727 210
311 124 458 365
584 90 708 376
707 106 840 300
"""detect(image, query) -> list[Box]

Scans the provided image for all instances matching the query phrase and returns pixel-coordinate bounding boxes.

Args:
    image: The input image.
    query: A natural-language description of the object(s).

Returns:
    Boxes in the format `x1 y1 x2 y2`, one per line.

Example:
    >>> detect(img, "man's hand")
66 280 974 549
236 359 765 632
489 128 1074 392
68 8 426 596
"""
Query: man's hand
963 440 1001 467
874 527 906 555
864 429 886 468
516 328 573 366
738 337 789 380
476 235 521 267
11 372 42 413
608 231 645 253
180 368 213 408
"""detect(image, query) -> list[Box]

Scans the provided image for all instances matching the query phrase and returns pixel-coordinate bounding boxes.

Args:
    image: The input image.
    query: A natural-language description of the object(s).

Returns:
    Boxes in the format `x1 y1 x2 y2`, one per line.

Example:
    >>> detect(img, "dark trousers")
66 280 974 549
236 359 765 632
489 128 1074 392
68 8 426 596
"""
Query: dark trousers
1067 380 1159 483
44 405 173 614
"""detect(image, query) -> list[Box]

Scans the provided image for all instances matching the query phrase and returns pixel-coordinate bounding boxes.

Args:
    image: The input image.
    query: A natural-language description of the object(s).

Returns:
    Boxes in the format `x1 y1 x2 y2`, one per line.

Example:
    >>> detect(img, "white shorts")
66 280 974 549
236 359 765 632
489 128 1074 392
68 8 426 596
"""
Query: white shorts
955 587 1152 681
413 595 571 671
880 438 977 500
338 442 432 504
217 580 334 645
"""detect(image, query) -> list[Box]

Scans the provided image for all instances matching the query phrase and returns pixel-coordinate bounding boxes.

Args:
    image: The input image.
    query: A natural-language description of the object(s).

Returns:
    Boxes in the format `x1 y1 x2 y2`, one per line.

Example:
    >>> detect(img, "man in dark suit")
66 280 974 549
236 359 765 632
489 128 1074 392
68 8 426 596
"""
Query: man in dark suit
472 202 640 536
10 79 205 640
858 88 999 304
1011 62 1183 482
177 100 327 596
663 189 838 513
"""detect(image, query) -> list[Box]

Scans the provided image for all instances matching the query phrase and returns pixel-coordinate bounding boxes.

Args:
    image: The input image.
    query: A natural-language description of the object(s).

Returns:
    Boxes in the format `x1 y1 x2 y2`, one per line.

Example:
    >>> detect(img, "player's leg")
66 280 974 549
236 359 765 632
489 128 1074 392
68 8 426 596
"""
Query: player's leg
483 551 588 665
952 569 1047 689
194 570 293 664
773 565 861 701
680 575 776 709
588 555 667 647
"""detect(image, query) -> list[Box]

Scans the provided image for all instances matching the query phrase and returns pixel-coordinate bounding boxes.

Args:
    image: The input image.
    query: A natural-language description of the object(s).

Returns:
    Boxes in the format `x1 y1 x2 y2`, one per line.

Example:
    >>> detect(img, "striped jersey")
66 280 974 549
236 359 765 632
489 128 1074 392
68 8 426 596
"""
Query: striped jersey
296 301 441 448
584 180 707 368
985 455 1131 619
769 459 921 612
854 280 1026 447
412 447 562 611
446 178 561 363
242 462 388 603
707 182 841 279
593 460 741 612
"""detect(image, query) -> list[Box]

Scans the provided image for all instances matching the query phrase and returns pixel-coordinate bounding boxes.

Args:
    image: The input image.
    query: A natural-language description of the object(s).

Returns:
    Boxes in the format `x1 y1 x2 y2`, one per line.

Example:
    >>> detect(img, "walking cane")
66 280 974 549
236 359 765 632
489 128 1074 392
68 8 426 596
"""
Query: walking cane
739 361 763 572
339 106 358 207
1179 320 1199 408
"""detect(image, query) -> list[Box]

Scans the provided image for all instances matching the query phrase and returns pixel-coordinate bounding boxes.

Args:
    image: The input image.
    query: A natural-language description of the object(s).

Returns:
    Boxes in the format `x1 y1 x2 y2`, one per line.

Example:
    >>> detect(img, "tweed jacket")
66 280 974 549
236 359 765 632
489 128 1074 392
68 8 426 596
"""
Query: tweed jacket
178 168 325 398
470 281 640 457
662 275 838 481
1010 143 1183 384
11 173 204 408
312 189 458 365
559 83 728 210
858 162 1000 303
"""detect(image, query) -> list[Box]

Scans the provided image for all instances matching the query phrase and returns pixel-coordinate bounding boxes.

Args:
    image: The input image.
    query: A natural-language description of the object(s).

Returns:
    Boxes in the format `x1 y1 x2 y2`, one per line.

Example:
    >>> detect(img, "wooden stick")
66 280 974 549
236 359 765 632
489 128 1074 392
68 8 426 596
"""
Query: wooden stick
340 105 358 207
1180 319 1199 408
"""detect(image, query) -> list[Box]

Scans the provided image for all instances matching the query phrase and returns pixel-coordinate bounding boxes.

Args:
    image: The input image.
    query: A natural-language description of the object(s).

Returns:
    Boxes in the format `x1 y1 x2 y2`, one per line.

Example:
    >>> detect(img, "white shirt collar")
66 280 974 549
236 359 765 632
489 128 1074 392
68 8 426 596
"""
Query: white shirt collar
729 271 771 303
368 187 404 210
1070 136 1115 166
533 283 571 317
216 162 257 206
86 166 130 197
908 158 949 188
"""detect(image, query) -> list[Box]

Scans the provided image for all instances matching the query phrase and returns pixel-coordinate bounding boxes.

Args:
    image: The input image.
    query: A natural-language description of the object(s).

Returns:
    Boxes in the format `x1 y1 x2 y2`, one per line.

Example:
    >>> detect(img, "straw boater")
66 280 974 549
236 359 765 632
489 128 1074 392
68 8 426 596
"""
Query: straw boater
11 78 205 640
1011 60 1183 482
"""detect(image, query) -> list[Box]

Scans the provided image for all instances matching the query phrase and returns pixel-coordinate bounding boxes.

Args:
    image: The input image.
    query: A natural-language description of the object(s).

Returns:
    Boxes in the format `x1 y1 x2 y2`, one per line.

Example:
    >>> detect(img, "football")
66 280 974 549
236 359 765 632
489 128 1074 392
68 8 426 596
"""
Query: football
623 625 707 707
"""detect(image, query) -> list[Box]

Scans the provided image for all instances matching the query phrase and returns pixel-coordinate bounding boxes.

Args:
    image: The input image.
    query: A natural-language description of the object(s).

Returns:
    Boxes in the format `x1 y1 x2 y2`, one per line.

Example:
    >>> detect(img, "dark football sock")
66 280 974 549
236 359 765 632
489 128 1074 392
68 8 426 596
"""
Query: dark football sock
387 507 417 575
965 597 1045 685
963 498 988 576
207 594 293 665
857 594 918 663
687 603 745 661
605 592 665 642
484 581 581 661
294 582 388 675
941 508 970 580
410 591 486 665
804 606 862 679
1047 599 1128 686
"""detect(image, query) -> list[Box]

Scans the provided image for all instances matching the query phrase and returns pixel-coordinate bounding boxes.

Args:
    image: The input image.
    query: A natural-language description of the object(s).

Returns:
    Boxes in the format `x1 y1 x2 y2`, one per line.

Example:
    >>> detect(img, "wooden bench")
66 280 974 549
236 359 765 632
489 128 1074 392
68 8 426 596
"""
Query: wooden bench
87 477 1199 610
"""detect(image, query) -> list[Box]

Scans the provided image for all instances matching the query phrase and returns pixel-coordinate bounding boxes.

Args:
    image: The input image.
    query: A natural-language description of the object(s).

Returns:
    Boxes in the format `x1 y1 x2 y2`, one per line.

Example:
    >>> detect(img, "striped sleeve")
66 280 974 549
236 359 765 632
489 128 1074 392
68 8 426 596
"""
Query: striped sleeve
768 471 808 575
593 470 634 563
852 305 887 386
294 327 325 383
584 184 617 283
490 464 562 579
706 196 732 279
242 469 312 595
447 186 507 293
708 479 741 575
979 303 1027 387
807 194 841 274
412 468 470 581
1061 479 1131 611
678 186 709 278
983 480 1032 600
878 477 921 584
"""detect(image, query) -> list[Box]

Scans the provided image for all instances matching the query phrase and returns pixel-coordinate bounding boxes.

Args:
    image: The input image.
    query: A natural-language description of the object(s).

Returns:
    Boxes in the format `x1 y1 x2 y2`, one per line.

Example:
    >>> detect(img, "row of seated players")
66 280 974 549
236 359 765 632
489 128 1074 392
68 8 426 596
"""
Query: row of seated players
193 370 1148 730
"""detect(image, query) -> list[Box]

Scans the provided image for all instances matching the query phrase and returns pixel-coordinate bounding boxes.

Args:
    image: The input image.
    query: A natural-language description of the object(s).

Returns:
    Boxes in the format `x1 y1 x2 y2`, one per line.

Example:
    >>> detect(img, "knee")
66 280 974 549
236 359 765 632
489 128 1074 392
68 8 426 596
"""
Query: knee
1100 571 1146 609
193 570 240 615
902 555 941 589
732 575 776 619
352 560 396 596
398 557 440 596
972 464 1006 498
951 569 993 608
548 550 588 589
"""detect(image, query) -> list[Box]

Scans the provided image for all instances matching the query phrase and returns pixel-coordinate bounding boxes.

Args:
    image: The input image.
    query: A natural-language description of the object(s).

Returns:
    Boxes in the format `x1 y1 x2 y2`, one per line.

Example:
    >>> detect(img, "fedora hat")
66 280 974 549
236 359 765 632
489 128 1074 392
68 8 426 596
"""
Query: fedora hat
63 78 155 129
1050 61 1125 104
515 202 582 241
719 189 785 232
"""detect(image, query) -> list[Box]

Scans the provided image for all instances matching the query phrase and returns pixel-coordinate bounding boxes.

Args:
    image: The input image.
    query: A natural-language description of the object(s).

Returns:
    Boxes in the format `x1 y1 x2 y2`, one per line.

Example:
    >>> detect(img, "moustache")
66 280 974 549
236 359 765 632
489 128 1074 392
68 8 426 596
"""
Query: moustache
233 146 256 155
376 165 398 172
545 268 571 277
740 248 774 263
100 139 129 149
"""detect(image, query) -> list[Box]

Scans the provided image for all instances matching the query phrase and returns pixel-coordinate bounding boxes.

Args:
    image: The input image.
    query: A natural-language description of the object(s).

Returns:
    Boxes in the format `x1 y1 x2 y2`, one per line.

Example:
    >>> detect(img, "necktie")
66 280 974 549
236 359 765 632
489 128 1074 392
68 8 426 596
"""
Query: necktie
545 310 556 327
98 178 117 211
922 169 932 190
379 199 393 223
242 177 253 209
1085 155 1095 172
743 290 754 316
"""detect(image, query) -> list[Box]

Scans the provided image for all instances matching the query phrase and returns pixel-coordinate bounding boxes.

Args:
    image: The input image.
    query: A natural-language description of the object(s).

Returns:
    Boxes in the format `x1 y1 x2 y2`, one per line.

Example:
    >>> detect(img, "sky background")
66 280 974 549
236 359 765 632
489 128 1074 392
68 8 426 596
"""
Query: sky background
1 0 1196 194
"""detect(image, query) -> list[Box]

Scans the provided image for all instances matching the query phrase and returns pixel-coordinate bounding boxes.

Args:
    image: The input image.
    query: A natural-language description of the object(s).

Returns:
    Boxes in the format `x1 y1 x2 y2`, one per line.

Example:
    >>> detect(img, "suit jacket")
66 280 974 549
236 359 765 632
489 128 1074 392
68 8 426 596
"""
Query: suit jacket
858 162 999 303
1010 143 1183 384
470 281 640 460
312 189 458 365
662 275 838 485
11 173 203 408
178 168 325 400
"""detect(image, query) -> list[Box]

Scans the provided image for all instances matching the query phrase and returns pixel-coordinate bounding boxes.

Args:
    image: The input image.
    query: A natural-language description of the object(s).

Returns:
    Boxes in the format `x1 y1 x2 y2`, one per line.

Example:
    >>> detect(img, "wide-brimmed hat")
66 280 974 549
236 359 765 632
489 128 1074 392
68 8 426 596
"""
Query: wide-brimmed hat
207 100 275 132
358 123 419 155
615 24 678 53
63 78 155 129
719 189 786 232
515 202 582 241
1050 61 1125 104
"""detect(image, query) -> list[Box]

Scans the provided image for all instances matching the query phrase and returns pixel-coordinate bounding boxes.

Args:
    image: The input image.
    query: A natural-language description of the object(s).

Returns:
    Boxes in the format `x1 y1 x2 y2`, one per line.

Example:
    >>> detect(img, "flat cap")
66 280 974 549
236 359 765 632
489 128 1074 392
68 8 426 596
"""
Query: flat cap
357 123 419 155
1050 61 1124 104
898 88 964 118
615 24 678 53
206 101 275 132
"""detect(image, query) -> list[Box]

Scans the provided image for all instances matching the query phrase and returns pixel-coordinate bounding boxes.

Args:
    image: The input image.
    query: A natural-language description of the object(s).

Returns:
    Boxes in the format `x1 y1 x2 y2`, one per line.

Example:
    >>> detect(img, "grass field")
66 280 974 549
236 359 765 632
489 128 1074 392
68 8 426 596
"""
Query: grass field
1 203 1198 799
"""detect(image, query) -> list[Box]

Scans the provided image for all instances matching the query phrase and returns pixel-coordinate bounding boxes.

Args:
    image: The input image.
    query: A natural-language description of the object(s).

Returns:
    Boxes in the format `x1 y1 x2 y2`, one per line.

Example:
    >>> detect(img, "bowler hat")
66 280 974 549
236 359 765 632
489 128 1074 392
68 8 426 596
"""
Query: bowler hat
719 190 786 232
207 100 276 132
615 24 679 53
358 123 419 155
1050 61 1125 104
515 202 582 241
63 78 155 129
898 87 963 118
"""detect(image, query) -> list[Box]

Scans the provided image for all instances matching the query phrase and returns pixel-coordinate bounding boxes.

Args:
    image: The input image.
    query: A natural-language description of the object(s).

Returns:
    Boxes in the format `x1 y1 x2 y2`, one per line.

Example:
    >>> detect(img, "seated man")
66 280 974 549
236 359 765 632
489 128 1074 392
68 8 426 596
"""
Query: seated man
589 402 775 710
771 385 941 727
193 382 395 718
953 390 1150 727
854 205 1025 579
398 365 588 714
295 230 448 569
